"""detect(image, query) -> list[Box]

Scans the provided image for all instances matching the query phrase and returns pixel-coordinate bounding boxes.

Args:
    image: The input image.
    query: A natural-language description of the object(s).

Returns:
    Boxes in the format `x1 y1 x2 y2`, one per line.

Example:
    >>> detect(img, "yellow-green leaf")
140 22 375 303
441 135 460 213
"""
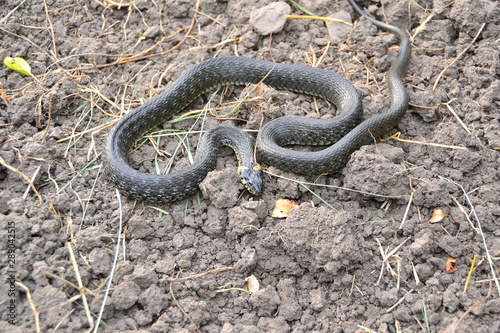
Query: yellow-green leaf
4 57 33 77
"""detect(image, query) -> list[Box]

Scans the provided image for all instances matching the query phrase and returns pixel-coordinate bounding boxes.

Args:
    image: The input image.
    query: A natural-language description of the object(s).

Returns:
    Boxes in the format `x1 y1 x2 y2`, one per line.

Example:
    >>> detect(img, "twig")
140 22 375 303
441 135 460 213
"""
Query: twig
452 283 492 332
299 182 339 212
376 237 411 285
442 99 471 134
386 288 414 313
440 176 500 296
0 27 58 64
43 0 58 61
449 195 479 234
411 0 457 40
164 267 233 281
42 270 93 294
15 281 41 333
411 260 420 286
357 325 377 333
53 309 76 333
57 120 117 143
63 0 201 73
264 170 408 199
463 255 478 292
67 242 94 328
0 0 27 24
0 156 43 204
381 132 467 150
169 276 201 332
92 189 124 333
22 165 41 200
285 15 352 27
433 23 486 90
95 0 138 8
399 191 414 229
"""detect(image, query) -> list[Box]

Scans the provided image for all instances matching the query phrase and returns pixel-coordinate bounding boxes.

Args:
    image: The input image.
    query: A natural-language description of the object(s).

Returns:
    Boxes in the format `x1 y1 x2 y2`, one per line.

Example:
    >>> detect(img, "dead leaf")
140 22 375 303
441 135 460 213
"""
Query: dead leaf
429 209 447 223
245 275 260 293
446 257 457 273
271 199 298 218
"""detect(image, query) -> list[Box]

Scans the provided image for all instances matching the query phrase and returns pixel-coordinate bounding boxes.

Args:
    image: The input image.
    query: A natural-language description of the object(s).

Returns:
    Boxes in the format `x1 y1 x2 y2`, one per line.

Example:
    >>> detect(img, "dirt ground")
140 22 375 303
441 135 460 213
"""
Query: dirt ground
1 0 499 332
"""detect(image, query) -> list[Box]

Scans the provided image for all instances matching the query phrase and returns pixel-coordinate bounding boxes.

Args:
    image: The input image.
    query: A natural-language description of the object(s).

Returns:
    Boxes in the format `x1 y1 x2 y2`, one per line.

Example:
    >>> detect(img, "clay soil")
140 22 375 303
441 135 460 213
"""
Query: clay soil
1 0 499 332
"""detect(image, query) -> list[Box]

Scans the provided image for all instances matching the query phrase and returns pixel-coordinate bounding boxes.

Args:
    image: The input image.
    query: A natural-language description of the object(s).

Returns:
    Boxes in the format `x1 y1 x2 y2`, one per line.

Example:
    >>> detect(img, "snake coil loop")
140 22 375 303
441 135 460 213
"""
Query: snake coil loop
104 0 410 202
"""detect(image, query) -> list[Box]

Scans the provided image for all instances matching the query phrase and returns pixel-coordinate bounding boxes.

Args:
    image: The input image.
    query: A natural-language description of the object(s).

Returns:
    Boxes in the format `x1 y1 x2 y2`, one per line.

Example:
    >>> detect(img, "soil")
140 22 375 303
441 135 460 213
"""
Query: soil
1 0 499 332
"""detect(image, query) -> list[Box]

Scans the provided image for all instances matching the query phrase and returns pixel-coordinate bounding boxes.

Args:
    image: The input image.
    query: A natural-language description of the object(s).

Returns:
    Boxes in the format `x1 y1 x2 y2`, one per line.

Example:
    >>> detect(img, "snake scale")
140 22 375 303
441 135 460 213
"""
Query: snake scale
104 0 411 203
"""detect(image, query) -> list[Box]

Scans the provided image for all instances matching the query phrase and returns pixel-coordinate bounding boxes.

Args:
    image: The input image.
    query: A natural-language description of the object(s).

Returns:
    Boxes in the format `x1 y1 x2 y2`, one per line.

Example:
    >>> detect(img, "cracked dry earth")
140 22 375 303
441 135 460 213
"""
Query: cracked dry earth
0 0 499 332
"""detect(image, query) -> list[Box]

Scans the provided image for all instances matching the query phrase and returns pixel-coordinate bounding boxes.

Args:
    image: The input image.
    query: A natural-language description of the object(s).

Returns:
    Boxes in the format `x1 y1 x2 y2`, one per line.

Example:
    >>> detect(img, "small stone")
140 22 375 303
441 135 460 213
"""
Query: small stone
250 2 291 36
142 26 159 39
326 11 352 44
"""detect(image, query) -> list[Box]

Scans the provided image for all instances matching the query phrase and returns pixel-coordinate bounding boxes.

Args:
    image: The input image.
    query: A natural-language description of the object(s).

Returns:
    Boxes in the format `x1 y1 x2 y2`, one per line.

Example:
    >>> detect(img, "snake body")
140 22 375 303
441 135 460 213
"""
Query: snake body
104 0 411 202
258 0 411 174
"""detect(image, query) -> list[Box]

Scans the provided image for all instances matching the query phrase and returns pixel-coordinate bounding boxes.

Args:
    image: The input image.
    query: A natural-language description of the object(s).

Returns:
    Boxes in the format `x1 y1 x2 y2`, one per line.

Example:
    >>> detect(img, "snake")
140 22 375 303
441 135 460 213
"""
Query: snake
103 0 411 203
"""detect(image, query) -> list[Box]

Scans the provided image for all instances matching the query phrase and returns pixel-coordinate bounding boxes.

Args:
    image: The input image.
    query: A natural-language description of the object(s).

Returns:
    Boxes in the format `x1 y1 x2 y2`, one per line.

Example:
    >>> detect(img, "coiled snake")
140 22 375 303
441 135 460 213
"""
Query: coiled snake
104 0 411 202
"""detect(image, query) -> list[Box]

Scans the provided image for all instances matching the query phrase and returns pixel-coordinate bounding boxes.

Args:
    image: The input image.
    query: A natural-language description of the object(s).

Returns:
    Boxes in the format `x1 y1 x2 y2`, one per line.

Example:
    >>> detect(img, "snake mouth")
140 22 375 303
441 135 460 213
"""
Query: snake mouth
238 164 264 195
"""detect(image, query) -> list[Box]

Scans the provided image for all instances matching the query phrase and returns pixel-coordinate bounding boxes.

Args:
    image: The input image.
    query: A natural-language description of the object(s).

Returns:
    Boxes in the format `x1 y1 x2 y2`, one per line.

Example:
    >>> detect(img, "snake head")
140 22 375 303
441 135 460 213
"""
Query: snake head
238 163 264 195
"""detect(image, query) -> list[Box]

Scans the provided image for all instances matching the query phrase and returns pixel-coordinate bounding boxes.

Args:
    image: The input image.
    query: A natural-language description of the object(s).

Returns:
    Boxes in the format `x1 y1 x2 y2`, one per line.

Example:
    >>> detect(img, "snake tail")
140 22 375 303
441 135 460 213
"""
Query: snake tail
256 0 411 175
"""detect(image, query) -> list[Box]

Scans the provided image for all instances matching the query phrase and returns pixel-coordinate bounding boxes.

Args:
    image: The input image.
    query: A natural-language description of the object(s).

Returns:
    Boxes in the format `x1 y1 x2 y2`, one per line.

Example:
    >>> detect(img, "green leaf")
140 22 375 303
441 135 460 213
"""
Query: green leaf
3 57 34 77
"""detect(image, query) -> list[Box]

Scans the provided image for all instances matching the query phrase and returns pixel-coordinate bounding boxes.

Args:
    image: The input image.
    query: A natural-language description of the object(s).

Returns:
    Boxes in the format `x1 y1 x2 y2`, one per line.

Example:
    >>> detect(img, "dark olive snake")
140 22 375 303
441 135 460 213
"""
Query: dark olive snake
103 0 411 203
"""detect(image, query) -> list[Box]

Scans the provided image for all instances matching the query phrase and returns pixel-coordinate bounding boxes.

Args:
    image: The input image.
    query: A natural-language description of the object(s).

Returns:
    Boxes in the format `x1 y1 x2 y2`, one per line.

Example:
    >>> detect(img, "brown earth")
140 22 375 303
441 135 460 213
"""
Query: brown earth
1 0 499 332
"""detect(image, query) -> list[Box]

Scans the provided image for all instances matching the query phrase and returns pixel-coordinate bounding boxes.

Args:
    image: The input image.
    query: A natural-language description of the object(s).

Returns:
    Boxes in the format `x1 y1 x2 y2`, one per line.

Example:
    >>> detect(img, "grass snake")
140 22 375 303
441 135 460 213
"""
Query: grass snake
104 0 411 203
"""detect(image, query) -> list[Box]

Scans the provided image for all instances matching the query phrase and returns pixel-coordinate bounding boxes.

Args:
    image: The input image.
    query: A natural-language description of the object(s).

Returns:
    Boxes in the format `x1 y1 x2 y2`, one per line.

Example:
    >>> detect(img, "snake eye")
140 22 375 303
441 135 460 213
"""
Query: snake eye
238 163 264 195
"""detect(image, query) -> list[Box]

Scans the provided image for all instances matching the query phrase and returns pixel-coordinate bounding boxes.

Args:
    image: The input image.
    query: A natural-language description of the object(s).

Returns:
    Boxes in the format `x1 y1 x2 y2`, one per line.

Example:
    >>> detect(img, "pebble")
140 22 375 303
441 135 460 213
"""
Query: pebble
250 2 291 36
326 10 353 44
